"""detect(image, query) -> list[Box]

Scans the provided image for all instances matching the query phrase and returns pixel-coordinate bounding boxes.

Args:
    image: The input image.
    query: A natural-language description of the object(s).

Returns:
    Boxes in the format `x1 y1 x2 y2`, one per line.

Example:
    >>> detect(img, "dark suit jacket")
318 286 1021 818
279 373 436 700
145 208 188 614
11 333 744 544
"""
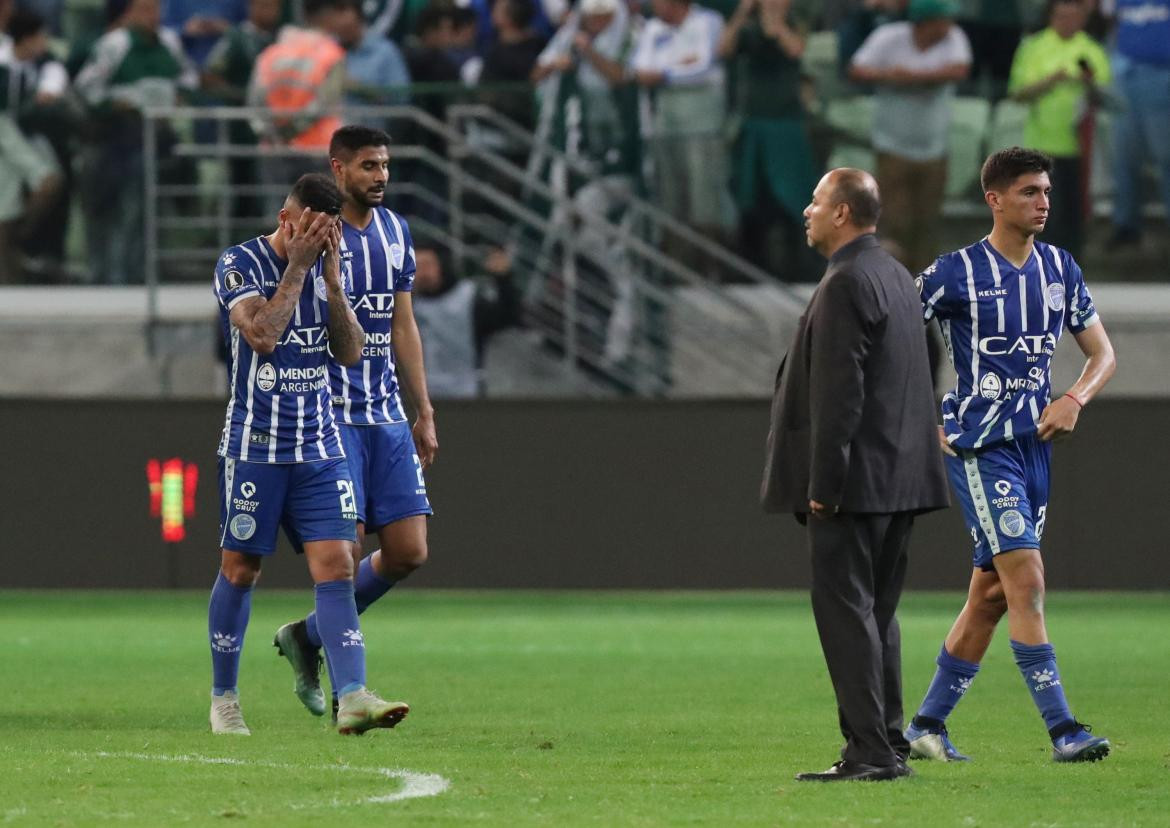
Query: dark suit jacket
761 234 949 516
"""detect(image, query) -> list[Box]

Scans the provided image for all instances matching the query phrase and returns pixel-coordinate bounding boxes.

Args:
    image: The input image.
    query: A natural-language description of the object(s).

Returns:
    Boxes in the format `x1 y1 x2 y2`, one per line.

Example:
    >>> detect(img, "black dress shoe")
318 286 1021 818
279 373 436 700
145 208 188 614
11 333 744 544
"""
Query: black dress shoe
795 759 913 782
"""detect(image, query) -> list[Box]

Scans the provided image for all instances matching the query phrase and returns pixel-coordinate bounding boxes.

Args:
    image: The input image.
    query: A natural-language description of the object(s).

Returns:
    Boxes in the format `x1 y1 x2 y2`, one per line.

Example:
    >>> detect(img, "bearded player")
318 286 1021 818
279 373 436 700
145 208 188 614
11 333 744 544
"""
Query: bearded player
274 126 436 719
904 147 1116 763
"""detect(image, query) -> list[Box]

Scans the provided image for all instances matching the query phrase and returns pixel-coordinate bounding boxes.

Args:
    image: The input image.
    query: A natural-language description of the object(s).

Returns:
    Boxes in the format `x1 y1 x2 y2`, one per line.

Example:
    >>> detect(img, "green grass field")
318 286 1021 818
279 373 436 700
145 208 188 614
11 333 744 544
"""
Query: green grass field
2 590 1167 826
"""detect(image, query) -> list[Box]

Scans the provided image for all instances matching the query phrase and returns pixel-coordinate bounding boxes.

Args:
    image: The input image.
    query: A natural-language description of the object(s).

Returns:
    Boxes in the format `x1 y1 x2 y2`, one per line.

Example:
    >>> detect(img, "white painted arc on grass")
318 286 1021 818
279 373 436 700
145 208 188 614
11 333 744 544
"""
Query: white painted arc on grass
77 751 451 806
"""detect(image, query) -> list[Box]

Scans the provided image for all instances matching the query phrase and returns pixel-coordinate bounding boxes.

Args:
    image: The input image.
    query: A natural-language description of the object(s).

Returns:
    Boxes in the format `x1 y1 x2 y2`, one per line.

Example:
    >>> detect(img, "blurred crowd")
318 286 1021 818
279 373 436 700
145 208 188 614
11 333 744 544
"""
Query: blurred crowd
0 0 1167 286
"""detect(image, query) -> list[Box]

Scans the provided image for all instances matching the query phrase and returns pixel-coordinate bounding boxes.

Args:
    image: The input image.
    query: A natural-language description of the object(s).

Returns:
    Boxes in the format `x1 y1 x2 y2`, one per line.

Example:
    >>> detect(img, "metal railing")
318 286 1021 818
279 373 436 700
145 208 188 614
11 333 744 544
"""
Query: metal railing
142 104 804 396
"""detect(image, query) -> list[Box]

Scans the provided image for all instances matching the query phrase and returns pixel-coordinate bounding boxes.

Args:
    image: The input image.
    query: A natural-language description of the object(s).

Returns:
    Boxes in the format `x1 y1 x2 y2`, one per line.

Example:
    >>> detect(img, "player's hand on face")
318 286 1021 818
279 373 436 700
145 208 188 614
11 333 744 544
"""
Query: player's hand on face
285 207 333 272
938 424 957 457
321 220 343 289
412 414 438 468
1036 396 1080 442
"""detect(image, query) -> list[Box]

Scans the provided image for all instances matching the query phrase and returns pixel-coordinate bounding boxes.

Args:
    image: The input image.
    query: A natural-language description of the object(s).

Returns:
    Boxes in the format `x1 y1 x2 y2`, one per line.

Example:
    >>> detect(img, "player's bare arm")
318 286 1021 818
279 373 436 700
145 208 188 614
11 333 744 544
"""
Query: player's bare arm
230 209 332 354
1037 322 1116 442
391 290 438 467
321 221 364 366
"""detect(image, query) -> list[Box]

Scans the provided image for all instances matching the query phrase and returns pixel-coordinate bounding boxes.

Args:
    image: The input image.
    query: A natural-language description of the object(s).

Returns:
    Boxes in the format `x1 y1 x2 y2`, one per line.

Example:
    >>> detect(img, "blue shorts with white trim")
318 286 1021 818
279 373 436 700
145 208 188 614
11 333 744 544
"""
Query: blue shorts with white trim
340 421 433 532
946 435 1051 571
217 456 357 556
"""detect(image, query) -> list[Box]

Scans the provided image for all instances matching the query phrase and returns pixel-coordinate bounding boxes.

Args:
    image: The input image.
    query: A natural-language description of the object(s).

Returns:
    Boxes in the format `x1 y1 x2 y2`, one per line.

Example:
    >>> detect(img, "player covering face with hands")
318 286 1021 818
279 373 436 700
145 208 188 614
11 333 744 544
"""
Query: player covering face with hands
208 173 409 736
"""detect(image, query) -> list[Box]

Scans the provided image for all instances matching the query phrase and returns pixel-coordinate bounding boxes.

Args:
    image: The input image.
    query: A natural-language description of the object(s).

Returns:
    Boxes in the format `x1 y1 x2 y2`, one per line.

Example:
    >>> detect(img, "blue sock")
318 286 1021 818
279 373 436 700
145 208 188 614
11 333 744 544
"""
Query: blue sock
914 645 981 726
208 572 253 695
314 580 366 697
305 555 394 695
1011 640 1075 735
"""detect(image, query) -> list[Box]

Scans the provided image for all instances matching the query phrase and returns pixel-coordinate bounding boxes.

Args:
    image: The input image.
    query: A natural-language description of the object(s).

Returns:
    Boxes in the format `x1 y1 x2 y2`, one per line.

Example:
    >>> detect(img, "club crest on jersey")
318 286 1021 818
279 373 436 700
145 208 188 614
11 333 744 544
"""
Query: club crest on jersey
257 363 276 392
223 269 244 291
979 372 1002 400
389 243 405 270
314 273 329 301
1046 282 1065 312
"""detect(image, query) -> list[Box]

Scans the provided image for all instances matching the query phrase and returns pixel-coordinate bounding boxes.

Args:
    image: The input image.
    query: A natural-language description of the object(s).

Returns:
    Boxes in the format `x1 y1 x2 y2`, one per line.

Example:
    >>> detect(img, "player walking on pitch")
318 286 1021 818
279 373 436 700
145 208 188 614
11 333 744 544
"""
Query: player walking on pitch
275 126 437 719
208 173 409 736
905 147 1116 763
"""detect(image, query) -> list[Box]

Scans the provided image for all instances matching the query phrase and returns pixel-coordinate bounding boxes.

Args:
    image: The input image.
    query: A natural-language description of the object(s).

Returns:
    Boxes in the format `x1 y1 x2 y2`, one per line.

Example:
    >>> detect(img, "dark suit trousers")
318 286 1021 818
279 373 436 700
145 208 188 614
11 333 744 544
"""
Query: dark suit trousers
807 512 914 767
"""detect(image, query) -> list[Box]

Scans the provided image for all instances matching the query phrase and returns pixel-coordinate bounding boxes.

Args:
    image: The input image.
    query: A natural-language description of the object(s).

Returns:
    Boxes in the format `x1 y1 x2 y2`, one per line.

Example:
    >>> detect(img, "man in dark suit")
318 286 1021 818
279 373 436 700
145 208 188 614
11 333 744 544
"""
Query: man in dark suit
761 167 950 782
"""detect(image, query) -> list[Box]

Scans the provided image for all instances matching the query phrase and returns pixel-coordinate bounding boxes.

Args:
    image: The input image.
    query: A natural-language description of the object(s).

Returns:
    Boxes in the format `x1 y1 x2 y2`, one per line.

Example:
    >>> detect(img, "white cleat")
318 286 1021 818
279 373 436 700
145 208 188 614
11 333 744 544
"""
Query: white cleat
210 690 251 735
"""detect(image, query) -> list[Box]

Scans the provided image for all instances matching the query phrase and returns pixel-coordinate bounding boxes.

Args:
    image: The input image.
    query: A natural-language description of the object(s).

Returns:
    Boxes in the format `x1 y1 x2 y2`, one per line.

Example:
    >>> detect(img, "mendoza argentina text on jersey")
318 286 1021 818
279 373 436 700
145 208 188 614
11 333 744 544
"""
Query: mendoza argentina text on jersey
214 237 347 462
920 239 1099 450
331 206 416 425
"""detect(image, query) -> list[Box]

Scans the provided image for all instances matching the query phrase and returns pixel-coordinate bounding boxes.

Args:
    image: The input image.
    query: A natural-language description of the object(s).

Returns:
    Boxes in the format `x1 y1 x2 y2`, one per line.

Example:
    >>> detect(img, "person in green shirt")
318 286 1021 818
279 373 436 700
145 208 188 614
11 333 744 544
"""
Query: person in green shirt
1007 0 1109 257
718 0 819 279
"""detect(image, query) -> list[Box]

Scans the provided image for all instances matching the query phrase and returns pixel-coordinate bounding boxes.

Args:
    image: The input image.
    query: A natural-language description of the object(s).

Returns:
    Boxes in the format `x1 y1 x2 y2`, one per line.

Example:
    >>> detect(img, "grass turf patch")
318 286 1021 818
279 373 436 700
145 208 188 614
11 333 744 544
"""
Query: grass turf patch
1 590 1166 826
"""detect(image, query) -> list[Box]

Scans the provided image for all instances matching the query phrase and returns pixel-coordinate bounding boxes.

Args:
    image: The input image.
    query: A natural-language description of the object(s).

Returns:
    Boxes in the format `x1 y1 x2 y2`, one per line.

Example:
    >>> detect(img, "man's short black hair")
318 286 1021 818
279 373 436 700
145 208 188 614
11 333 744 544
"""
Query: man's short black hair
7 7 46 43
981 147 1054 192
304 0 357 19
832 169 881 228
329 125 392 161
500 0 535 29
289 172 343 215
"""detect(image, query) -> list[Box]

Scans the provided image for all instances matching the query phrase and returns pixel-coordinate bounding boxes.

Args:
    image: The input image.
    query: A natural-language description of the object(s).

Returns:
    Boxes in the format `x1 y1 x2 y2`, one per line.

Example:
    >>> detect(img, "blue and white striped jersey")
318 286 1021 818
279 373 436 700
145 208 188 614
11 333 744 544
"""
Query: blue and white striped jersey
330 206 416 426
920 239 1099 450
213 236 346 463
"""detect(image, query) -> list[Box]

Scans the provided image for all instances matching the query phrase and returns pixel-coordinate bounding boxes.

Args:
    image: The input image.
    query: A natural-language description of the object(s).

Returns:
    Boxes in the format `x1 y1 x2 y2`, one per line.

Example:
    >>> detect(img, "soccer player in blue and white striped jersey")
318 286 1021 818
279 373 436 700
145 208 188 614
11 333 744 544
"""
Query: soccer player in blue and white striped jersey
904 148 1117 763
274 126 438 718
208 173 410 736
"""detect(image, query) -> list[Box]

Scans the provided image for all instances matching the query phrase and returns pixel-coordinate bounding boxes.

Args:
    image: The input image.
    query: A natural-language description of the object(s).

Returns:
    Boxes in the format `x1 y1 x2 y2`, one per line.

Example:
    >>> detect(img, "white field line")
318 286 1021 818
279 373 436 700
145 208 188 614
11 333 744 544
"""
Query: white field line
75 751 450 807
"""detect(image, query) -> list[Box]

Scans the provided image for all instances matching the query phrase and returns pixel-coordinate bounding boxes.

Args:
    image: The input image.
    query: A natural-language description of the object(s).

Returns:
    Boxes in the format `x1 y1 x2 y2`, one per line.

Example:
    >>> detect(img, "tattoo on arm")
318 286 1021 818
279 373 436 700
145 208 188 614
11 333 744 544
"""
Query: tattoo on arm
243 265 308 351
326 287 364 365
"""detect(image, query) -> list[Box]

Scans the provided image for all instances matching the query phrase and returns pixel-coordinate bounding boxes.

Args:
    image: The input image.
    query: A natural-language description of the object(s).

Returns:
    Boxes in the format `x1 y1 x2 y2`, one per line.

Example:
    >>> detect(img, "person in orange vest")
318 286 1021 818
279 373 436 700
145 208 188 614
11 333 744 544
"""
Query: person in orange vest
248 0 352 210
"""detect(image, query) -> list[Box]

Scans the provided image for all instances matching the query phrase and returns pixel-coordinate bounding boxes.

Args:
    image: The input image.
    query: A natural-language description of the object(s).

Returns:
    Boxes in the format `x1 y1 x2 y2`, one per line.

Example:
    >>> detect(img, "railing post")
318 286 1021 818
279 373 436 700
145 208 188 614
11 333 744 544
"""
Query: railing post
143 110 159 358
217 111 231 252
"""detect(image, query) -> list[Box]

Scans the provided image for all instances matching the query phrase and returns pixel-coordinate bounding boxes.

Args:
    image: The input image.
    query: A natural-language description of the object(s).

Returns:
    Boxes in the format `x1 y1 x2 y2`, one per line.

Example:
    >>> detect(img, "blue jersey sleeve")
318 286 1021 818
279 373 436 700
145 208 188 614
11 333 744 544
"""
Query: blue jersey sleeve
918 254 960 322
1062 254 1099 333
395 219 416 293
213 246 263 311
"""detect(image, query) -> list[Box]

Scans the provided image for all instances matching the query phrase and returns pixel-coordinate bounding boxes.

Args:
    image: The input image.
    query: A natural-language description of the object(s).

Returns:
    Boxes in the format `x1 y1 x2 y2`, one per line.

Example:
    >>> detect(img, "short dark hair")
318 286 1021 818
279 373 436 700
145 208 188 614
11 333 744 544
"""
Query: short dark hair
500 0 535 29
289 173 343 215
329 124 392 161
831 169 881 228
304 0 357 19
981 147 1054 192
416 0 454 35
7 7 46 43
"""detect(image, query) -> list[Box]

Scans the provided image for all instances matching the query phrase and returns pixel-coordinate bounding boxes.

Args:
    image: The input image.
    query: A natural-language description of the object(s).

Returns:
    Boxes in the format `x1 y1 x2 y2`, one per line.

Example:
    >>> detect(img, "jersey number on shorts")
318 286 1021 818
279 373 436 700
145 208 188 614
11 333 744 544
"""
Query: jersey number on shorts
337 480 357 517
413 455 425 489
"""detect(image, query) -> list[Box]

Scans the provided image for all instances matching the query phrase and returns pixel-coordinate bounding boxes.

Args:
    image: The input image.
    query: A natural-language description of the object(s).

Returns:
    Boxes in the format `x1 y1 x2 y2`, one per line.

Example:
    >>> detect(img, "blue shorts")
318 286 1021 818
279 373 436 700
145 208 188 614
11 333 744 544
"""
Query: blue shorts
217 456 358 556
340 421 433 532
946 435 1051 571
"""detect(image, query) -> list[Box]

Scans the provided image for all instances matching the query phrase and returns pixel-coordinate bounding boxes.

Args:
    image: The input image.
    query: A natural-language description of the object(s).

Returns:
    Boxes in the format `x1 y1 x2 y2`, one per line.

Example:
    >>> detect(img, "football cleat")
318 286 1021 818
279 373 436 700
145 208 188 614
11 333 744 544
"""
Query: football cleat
1052 723 1110 763
210 690 251 735
336 687 409 735
273 620 326 716
905 721 970 761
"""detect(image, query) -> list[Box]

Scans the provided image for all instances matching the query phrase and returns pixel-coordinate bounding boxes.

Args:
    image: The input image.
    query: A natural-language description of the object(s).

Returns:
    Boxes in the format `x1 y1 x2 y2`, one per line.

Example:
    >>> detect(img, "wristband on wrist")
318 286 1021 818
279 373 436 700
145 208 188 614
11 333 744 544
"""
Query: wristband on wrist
1064 391 1085 409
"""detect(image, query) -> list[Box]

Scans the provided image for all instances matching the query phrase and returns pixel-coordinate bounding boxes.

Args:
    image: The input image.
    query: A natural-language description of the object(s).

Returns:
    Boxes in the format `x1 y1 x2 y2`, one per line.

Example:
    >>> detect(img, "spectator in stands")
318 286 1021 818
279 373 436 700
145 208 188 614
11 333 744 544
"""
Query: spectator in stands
75 0 198 283
248 0 349 212
1007 0 1109 259
203 0 282 219
478 0 548 130
631 0 732 254
0 5 65 283
334 0 411 108
533 0 643 365
836 0 907 73
848 0 971 274
361 0 429 42
719 0 820 280
411 241 521 397
405 2 462 112
1106 0 1170 251
956 0 1023 99
163 0 246 67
